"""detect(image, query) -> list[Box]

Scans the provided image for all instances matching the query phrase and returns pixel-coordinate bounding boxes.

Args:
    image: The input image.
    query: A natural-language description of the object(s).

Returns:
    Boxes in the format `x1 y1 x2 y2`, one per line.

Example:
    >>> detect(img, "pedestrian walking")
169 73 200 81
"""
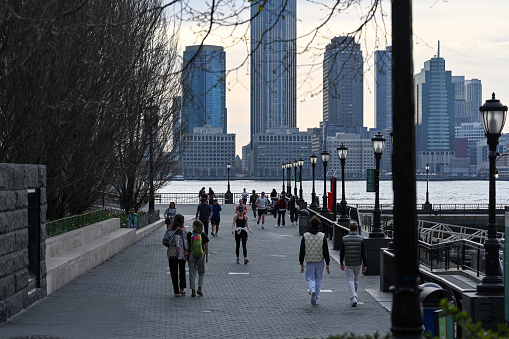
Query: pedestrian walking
187 220 209 297
199 187 206 202
232 206 253 264
235 198 247 217
127 209 138 229
299 216 330 305
196 197 212 235
210 199 222 236
256 191 269 229
208 187 215 205
242 188 249 205
249 190 258 219
288 196 299 225
162 214 188 297
274 195 287 226
270 188 278 205
340 221 367 307
164 202 177 229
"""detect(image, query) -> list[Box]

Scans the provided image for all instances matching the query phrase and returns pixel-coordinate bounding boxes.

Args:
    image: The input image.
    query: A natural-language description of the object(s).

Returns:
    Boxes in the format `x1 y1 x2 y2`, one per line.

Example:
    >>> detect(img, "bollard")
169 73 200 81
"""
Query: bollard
298 209 310 235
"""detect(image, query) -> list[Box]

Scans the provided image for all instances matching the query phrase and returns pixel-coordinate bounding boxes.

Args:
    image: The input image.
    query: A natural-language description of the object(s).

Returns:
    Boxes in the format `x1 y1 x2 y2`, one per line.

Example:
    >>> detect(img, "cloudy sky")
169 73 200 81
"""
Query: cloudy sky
177 0 509 156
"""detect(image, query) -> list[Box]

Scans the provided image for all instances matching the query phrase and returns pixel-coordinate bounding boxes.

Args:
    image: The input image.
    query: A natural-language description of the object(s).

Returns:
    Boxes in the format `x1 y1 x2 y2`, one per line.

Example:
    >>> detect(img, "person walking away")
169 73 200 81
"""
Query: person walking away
162 214 188 297
275 195 287 226
199 187 206 202
235 198 247 217
270 188 278 205
242 188 249 205
210 199 222 236
196 198 212 235
340 221 367 307
187 220 209 297
288 196 299 225
164 202 177 229
208 187 215 205
127 209 138 229
249 190 258 219
232 206 253 264
256 191 269 229
299 216 330 305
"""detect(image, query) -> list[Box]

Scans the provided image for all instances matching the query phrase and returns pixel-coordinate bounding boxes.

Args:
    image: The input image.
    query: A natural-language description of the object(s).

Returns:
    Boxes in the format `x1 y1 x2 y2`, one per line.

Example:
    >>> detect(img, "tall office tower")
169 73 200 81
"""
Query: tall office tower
323 36 363 129
414 43 455 152
452 76 468 126
250 0 297 148
465 79 482 123
374 46 392 130
182 45 227 134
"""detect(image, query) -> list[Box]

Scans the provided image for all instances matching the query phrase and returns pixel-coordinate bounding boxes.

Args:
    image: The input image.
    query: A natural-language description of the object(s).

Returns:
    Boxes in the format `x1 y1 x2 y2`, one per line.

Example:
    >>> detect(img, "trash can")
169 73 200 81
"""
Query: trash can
419 283 453 337
299 209 310 235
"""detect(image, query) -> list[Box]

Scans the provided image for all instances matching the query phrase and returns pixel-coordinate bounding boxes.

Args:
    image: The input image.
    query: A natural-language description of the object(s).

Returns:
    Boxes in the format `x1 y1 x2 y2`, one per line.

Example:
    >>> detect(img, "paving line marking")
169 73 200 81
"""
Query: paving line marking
320 290 333 293
228 272 250 275
270 255 287 257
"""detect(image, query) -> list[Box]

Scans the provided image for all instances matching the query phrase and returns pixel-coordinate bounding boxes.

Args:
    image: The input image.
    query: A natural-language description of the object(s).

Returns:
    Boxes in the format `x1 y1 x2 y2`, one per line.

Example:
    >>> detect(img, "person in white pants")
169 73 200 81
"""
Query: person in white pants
340 221 367 307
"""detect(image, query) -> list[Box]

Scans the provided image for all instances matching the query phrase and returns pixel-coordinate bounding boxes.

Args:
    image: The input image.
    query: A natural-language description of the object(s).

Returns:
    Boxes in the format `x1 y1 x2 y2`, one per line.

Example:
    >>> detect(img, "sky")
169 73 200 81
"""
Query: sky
176 0 509 156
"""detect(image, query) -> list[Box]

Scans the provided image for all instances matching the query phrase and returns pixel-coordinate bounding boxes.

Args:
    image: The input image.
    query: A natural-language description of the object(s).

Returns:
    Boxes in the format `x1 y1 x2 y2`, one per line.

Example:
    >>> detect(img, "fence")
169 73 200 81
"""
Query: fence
125 210 160 230
46 208 123 238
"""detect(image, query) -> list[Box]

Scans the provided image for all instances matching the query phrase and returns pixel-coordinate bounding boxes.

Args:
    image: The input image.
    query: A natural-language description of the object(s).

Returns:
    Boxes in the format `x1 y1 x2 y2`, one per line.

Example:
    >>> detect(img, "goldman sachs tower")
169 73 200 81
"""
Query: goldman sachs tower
250 0 297 148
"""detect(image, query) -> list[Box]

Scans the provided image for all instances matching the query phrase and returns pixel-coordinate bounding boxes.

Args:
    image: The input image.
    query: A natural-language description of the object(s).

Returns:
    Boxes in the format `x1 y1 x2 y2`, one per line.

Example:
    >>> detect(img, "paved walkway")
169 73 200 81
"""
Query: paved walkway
1 204 392 339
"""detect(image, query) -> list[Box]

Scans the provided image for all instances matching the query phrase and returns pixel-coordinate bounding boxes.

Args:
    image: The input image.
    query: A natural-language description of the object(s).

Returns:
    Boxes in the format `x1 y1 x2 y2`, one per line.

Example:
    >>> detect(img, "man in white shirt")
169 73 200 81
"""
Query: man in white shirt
256 192 269 229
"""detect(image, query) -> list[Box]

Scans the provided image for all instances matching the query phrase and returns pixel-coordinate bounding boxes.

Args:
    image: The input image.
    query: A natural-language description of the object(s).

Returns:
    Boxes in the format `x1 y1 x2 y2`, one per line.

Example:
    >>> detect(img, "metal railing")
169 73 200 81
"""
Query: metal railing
46 208 123 238
350 203 506 213
307 209 350 240
155 192 244 205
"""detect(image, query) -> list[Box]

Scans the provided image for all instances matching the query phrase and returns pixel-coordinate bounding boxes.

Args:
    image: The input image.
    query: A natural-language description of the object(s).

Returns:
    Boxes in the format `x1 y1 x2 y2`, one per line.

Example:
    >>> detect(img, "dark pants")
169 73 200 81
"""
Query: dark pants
251 205 257 218
168 258 186 294
200 219 209 234
290 208 299 223
235 231 248 258
277 210 286 226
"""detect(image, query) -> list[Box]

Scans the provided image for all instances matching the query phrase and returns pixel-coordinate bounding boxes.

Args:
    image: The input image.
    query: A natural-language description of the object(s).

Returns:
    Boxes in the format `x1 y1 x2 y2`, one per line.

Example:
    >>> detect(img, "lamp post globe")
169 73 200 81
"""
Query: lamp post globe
337 143 349 222
320 150 330 214
281 163 286 194
370 132 386 238
293 159 298 197
310 154 318 208
477 93 507 295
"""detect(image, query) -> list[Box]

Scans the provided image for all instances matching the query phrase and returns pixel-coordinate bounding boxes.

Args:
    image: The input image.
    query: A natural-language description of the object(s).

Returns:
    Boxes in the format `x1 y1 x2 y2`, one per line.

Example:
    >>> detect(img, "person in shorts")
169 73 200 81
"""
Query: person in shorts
256 191 269 229
196 198 212 235
210 199 222 236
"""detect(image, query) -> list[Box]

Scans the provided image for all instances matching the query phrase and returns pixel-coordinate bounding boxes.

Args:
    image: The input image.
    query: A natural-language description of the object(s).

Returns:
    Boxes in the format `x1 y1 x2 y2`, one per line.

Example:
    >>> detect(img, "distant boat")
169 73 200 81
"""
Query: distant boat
173 175 185 181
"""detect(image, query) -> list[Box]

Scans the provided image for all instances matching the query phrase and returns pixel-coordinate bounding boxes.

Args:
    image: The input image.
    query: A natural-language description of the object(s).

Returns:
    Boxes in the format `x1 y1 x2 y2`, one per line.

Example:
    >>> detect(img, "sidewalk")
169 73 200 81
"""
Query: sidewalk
0 204 392 339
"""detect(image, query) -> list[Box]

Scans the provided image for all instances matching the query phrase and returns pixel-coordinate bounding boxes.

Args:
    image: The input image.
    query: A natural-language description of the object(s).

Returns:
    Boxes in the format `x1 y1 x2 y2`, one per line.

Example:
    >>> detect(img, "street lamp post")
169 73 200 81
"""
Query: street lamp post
370 132 386 238
287 162 292 196
310 154 318 208
337 143 349 222
293 159 298 197
298 158 304 203
225 162 233 203
424 163 431 211
477 93 507 295
281 163 286 194
320 150 330 214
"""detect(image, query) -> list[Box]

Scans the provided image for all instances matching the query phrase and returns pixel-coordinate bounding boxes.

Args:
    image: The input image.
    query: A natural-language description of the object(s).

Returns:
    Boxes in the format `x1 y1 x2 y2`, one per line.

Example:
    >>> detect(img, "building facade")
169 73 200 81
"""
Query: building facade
250 0 297 148
323 36 363 129
452 76 483 126
182 45 227 134
374 46 392 131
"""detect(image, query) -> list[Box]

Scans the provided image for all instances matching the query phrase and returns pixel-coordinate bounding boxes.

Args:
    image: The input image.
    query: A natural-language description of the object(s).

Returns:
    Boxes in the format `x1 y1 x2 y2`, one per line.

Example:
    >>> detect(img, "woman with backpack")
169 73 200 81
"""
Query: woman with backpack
162 214 188 297
231 206 253 264
187 220 209 297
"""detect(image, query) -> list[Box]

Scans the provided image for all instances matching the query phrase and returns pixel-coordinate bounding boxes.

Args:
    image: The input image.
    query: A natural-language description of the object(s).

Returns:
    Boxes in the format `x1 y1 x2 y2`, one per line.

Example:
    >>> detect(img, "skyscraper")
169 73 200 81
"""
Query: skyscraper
182 45 227 134
414 43 455 153
375 47 392 130
250 0 297 148
323 36 363 129
452 76 483 126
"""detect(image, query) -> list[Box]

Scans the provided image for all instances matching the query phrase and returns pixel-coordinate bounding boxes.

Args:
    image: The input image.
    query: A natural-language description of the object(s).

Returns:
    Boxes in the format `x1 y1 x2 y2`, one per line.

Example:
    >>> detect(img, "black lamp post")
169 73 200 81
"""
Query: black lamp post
287 162 292 195
310 154 318 208
298 158 304 203
293 159 298 197
225 162 233 204
320 150 330 214
281 163 285 194
370 132 386 238
477 93 507 295
337 143 349 222
424 163 431 211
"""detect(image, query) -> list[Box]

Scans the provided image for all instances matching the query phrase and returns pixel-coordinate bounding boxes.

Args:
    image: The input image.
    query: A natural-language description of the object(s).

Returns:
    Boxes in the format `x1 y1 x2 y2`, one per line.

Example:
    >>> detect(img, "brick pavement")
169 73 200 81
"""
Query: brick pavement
0 204 392 339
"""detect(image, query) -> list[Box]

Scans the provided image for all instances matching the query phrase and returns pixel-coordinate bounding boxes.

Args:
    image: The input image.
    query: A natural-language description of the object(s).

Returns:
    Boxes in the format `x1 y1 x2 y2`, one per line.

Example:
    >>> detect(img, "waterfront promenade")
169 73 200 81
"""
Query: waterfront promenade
0 204 391 339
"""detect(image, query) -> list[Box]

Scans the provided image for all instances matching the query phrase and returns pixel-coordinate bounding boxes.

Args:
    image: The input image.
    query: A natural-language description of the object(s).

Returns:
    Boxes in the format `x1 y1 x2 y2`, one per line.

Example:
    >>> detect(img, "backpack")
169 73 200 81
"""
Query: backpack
164 230 185 259
191 232 204 258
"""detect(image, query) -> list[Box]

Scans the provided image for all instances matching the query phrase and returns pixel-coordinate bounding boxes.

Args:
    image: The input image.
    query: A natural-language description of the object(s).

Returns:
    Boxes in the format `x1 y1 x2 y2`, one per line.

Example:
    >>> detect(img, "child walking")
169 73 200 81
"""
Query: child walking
299 216 330 305
187 220 209 297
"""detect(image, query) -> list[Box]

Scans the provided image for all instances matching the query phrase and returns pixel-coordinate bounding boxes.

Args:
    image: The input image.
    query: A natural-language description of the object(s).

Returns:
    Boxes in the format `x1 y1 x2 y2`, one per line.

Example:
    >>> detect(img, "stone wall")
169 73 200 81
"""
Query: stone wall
0 163 47 323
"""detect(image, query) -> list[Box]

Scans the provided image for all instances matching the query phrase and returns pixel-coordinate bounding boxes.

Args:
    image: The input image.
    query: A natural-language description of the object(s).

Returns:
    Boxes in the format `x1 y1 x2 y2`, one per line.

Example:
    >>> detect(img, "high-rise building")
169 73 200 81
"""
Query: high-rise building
414 43 455 154
452 76 482 126
323 36 363 129
182 45 227 134
250 0 297 148
465 79 482 123
374 46 392 130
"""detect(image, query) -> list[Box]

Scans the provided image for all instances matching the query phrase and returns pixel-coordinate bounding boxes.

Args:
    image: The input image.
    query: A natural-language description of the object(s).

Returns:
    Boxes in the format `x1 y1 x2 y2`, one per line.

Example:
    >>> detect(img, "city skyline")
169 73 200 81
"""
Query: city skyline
178 0 509 156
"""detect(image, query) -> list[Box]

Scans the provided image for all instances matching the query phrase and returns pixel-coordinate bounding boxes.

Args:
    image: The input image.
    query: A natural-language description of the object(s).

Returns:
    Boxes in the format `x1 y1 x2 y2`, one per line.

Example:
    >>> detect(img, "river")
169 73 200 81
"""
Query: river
157 179 509 206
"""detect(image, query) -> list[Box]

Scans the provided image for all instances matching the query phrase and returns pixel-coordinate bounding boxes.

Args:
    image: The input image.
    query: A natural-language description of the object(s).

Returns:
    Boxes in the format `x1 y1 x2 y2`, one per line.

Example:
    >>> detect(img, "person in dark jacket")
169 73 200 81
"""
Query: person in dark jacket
274 195 287 226
288 196 299 225
299 216 330 305
340 221 367 307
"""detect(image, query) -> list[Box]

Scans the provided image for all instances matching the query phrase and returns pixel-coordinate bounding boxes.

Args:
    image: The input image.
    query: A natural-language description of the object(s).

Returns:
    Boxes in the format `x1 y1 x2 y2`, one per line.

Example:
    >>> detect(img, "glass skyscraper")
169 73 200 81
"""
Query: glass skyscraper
182 45 227 134
323 36 363 129
250 0 297 148
374 46 392 130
